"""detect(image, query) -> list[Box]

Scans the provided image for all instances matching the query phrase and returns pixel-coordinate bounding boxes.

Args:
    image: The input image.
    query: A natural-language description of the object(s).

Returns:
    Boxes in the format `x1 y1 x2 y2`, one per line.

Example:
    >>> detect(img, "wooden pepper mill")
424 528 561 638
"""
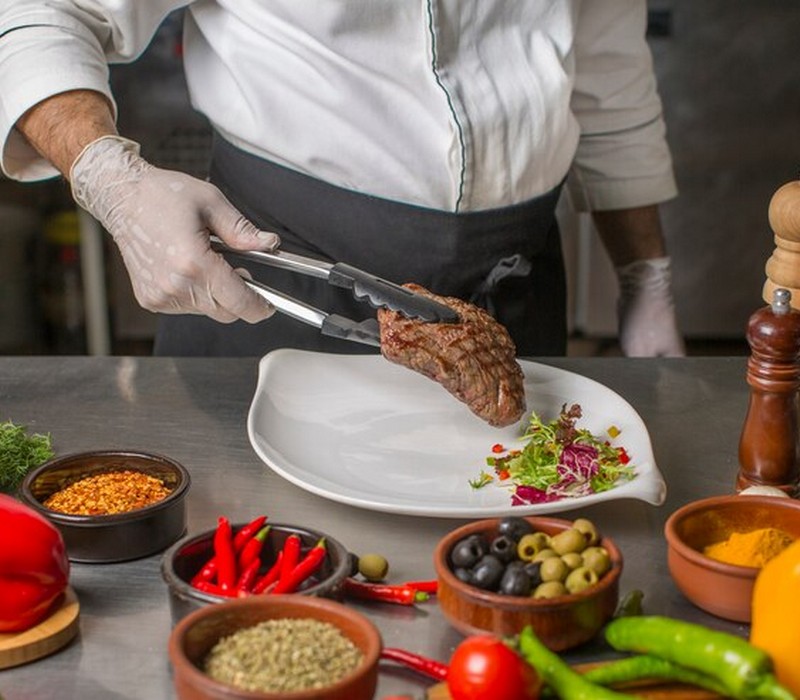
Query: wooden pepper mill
737 178 800 494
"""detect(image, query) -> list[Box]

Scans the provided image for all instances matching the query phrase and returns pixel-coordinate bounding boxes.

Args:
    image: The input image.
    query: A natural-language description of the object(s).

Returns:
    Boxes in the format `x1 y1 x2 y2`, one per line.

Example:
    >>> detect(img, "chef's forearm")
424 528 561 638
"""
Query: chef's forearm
16 89 117 179
591 205 669 267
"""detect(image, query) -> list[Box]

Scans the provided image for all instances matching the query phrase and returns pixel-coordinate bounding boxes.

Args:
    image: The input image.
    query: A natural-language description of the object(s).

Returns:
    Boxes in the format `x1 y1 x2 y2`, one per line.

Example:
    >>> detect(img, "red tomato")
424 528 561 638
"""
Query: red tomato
447 635 541 700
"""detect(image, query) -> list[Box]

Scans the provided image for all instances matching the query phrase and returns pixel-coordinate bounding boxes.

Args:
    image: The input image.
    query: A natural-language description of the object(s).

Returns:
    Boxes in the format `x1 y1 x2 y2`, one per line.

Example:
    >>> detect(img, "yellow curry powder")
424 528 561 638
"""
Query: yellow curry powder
703 527 795 568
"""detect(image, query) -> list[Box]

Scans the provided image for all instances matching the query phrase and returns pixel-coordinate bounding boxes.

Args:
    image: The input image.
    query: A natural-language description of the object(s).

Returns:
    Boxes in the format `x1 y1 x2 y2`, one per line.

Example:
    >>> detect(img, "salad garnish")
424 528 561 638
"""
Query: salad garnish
472 403 634 506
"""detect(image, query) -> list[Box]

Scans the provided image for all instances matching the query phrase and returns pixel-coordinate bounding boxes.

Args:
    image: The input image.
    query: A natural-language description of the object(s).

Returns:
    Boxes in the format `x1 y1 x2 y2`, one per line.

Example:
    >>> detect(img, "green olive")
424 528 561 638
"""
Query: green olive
532 548 558 563
564 566 599 594
539 555 569 583
560 552 583 570
358 553 389 582
549 527 587 555
517 532 551 561
533 580 567 599
573 518 601 546
581 546 611 576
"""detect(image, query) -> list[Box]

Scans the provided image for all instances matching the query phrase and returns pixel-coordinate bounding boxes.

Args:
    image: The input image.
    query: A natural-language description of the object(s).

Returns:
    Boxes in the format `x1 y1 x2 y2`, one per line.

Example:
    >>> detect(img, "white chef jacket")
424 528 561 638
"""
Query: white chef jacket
0 0 676 213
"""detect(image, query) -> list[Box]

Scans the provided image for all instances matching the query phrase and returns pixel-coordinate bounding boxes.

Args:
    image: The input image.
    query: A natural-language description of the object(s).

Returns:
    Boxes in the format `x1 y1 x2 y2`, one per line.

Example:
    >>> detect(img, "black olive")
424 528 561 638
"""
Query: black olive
498 566 533 596
470 554 504 590
489 534 517 564
453 567 473 584
450 534 489 569
523 561 543 588
347 551 360 577
497 516 535 542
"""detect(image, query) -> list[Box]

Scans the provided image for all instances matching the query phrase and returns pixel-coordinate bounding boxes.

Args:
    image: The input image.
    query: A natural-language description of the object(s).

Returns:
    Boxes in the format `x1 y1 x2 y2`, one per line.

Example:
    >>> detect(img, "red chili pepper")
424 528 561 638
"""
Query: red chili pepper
237 525 269 571
192 579 236 598
402 580 438 594
343 578 428 605
617 447 631 464
497 469 511 481
277 533 301 585
236 557 260 594
213 516 237 591
491 443 506 454
191 514 267 585
380 648 449 681
252 549 283 594
271 538 327 594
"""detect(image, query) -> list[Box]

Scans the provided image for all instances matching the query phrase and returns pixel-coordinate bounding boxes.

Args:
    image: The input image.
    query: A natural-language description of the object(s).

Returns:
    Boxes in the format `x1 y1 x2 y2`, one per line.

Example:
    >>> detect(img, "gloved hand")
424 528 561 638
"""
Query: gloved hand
616 256 686 357
70 135 280 323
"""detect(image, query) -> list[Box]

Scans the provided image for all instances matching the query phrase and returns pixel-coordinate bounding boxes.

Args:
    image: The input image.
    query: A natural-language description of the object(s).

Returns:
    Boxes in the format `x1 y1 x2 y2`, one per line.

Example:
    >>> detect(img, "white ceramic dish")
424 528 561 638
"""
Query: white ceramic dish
247 350 666 517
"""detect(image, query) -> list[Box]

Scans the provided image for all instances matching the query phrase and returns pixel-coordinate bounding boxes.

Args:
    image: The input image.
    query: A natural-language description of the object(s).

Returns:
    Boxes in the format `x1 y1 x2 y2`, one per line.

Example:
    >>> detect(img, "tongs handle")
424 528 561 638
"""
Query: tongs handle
210 235 458 323
328 263 459 323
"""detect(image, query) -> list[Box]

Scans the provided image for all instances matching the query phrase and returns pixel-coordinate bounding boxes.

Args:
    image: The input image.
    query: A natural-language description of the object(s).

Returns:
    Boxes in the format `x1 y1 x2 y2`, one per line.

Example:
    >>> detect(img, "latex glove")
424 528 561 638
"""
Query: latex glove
616 256 686 357
70 135 280 323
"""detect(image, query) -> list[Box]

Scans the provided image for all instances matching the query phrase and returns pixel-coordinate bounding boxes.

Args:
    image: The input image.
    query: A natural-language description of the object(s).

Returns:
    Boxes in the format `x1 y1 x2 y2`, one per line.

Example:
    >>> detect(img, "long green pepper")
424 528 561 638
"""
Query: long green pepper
604 616 794 700
581 654 730 696
518 626 634 699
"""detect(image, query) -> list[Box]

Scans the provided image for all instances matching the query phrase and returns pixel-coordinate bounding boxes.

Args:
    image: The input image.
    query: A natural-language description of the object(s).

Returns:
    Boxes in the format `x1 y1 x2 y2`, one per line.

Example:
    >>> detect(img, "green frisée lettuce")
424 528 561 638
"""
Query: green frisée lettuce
0 420 54 492
473 403 635 506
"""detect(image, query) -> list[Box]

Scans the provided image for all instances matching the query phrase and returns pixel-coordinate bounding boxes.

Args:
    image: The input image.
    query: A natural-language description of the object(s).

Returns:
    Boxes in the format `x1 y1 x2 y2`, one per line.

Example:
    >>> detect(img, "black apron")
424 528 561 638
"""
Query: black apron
153 134 567 357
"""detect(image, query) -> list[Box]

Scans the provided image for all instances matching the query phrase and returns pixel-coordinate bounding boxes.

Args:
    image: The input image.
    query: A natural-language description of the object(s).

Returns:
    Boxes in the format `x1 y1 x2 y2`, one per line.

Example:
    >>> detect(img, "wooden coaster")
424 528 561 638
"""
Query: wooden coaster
0 587 79 670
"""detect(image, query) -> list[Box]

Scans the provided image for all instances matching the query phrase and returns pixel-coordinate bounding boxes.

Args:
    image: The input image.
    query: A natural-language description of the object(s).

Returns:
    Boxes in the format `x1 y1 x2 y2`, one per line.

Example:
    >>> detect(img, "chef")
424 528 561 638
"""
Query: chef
0 1 684 358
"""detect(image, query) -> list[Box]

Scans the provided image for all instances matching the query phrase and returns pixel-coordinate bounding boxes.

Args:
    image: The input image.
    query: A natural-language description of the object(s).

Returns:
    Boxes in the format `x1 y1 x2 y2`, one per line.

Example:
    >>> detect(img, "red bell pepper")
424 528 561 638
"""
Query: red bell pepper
0 494 70 632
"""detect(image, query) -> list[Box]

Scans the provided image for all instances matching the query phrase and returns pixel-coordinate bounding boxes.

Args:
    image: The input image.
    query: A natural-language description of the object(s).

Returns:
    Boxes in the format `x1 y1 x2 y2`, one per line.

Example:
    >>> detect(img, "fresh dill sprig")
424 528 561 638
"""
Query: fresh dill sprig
0 420 55 492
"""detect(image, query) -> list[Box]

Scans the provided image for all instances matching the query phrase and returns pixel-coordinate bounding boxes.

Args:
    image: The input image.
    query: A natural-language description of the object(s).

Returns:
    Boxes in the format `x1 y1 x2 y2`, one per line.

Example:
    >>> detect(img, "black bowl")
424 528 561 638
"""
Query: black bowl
19 450 190 563
161 522 352 625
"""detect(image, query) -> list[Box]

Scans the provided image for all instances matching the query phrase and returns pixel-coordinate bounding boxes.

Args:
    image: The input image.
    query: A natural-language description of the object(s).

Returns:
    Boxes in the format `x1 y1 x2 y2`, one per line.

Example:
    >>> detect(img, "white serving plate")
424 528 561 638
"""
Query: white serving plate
247 350 667 517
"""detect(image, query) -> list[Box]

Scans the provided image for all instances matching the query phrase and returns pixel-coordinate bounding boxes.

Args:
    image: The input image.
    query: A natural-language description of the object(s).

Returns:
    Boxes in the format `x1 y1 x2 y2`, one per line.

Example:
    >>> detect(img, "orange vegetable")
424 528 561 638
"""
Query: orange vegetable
750 538 800 695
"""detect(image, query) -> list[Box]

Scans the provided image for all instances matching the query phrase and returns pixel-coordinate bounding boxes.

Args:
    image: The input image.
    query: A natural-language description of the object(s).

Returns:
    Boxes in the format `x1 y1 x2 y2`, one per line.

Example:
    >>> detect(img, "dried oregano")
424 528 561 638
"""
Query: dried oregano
203 617 364 693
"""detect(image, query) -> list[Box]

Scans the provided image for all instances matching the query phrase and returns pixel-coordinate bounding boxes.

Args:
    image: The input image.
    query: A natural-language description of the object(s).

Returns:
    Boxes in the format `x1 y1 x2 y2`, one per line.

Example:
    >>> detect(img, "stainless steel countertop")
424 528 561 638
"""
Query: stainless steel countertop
0 356 754 699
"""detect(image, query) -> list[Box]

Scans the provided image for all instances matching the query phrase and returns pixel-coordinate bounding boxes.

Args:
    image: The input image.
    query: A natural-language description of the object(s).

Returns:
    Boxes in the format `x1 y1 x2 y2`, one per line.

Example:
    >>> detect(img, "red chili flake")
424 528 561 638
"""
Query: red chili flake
617 447 631 464
497 469 511 481
491 443 506 454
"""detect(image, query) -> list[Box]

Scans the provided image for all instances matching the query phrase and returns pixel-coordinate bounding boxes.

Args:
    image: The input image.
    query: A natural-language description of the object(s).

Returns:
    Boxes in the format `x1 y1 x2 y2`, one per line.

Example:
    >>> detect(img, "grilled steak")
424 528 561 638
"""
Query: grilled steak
377 283 526 427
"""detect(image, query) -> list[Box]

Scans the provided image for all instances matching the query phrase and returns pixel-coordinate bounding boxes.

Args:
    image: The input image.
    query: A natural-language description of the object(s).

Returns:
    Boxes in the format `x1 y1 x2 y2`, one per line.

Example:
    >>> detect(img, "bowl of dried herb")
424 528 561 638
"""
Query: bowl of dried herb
168 594 382 700
18 449 190 563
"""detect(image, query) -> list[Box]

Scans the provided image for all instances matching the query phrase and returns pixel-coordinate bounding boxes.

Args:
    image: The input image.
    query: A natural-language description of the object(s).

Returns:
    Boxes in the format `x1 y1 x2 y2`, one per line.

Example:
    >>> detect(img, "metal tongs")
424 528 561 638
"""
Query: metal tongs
210 236 459 347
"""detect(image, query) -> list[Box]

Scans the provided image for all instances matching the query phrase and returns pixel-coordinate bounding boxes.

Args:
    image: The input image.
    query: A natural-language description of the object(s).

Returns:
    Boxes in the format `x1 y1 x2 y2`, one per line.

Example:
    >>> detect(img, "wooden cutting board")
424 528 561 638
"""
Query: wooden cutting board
425 660 723 699
0 587 79 670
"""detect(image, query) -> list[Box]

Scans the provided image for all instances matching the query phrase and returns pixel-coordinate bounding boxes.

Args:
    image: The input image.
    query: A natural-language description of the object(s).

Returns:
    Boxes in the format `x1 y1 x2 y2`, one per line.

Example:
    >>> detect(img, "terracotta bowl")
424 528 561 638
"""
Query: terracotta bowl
18 450 190 563
168 595 382 700
161 523 352 625
664 494 800 623
434 516 622 651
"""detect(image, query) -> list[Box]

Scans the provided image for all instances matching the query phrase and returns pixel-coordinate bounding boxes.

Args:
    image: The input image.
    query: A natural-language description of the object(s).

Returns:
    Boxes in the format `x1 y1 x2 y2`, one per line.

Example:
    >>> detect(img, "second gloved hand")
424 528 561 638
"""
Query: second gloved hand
616 256 686 357
70 135 280 323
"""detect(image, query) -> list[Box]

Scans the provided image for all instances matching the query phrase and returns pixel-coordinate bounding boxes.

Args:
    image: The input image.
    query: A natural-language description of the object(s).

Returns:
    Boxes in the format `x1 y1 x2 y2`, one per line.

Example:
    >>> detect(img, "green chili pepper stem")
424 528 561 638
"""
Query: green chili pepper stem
581 655 729 697
604 616 772 698
613 589 644 618
518 626 634 700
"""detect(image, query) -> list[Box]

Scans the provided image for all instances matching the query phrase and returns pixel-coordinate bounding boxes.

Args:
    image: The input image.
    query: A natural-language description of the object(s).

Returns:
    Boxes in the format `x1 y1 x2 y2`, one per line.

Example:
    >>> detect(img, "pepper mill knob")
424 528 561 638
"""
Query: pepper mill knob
737 287 800 494
763 178 800 306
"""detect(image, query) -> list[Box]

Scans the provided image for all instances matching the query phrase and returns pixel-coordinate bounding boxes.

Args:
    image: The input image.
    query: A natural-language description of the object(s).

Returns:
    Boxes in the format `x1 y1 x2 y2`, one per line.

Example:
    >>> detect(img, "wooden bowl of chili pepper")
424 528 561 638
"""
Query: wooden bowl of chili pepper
434 515 623 651
161 520 352 625
168 594 382 700
18 450 190 564
664 493 800 623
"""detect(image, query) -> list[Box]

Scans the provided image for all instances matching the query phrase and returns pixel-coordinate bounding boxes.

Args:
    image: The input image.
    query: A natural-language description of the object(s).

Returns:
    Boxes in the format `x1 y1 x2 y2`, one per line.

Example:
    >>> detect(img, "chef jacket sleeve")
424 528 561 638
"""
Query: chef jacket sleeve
566 0 678 212
0 0 189 180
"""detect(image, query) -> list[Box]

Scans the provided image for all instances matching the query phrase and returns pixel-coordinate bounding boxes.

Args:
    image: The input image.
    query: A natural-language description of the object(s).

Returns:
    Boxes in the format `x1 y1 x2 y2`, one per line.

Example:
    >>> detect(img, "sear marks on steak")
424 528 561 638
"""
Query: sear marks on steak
377 283 526 427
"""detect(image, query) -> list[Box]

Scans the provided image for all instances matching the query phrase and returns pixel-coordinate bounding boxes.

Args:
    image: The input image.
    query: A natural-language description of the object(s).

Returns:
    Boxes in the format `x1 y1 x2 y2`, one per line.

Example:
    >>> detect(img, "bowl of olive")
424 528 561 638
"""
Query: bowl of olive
433 515 622 651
